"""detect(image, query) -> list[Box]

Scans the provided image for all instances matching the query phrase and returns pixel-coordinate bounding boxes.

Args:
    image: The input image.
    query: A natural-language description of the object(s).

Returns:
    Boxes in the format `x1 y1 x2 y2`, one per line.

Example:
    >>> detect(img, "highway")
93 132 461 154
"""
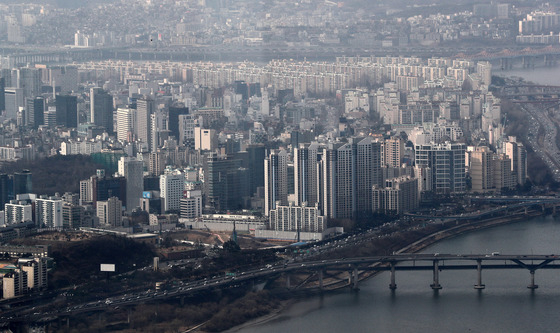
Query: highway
520 103 560 181
5 252 560 323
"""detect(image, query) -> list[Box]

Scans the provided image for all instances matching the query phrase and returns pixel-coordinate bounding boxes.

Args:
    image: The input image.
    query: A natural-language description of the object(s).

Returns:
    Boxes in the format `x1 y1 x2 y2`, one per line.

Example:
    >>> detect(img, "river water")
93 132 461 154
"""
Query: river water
495 65 560 85
240 68 560 333
241 216 560 333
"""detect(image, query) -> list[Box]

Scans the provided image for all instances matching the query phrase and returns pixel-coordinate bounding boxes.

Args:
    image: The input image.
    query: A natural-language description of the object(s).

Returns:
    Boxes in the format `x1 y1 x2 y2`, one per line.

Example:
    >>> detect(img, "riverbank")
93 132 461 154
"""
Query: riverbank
224 209 550 332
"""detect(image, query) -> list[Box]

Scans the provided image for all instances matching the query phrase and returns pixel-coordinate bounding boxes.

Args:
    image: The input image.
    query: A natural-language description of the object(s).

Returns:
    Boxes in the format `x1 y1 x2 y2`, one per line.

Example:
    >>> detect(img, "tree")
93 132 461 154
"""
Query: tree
222 240 241 253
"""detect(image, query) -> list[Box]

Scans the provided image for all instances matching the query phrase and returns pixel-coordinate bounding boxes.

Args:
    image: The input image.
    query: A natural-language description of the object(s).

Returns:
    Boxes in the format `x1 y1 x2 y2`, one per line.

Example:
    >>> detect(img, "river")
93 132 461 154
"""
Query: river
240 215 560 333
495 65 560 85
237 67 560 333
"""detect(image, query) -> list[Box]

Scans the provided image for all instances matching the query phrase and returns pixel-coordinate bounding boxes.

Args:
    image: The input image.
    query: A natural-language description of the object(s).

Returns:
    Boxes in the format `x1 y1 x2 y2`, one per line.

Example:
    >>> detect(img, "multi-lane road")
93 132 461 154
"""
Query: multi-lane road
521 103 560 181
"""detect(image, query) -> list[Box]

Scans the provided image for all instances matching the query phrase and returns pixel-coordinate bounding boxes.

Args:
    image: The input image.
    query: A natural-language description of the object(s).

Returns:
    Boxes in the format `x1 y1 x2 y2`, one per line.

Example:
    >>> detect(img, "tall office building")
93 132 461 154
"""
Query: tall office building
47 66 78 93
136 98 155 150
168 105 189 140
26 97 44 129
204 153 248 212
62 203 84 229
194 127 217 151
246 144 266 196
90 174 126 208
90 87 114 133
118 157 144 212
55 95 78 128
180 190 202 218
415 142 466 193
4 88 24 120
97 197 123 227
13 170 32 197
16 68 42 100
0 174 9 211
264 149 289 216
160 168 184 213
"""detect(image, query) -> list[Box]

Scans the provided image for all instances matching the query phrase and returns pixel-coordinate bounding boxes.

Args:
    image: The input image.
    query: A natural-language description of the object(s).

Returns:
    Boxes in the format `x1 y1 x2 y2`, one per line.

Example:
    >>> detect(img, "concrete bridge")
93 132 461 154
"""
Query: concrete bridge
498 85 560 103
295 253 560 291
4 252 560 327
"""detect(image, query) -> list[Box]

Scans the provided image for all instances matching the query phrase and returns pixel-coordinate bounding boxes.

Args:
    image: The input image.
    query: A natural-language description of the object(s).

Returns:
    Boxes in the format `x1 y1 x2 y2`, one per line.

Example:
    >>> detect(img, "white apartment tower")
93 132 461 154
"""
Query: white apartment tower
35 195 63 228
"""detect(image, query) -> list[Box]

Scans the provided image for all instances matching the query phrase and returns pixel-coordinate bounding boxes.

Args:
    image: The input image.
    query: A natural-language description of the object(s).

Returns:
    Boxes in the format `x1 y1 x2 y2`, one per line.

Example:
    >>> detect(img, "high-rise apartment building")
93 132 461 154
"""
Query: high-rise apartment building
384 136 404 167
356 137 383 213
264 149 289 216
503 137 527 186
268 202 326 233
294 143 320 207
372 176 419 215
5 200 33 225
470 146 494 193
35 195 63 228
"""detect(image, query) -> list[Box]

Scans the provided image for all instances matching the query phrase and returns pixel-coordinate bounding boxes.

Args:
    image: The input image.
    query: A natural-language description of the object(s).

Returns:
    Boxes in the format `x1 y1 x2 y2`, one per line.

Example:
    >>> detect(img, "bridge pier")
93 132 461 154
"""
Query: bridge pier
389 262 397 290
349 266 359 290
318 270 324 290
286 274 291 289
474 259 485 290
527 270 539 289
430 260 442 290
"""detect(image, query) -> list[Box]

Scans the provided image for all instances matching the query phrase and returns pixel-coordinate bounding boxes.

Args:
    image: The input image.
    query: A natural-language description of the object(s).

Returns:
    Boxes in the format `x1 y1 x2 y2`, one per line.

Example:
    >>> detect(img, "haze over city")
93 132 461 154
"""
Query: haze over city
0 0 559 332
